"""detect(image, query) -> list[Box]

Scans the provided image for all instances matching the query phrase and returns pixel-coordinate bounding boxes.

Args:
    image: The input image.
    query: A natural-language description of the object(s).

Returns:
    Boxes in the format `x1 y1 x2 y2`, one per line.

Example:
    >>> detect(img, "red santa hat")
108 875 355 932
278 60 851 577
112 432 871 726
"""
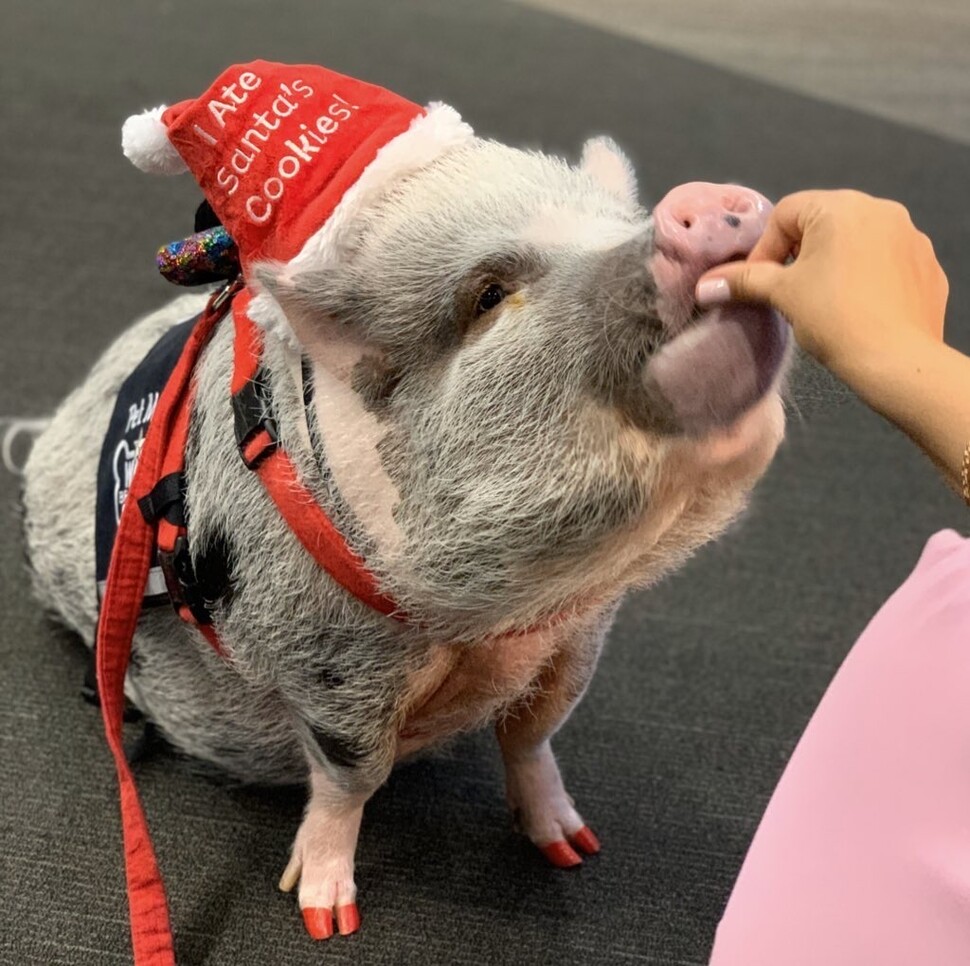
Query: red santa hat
122 60 473 276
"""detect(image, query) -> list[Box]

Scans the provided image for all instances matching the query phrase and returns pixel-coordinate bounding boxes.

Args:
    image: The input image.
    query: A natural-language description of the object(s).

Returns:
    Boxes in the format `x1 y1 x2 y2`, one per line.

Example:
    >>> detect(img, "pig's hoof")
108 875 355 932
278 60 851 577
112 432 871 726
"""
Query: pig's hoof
504 745 601 868
280 816 361 940
301 907 333 940
300 903 360 940
569 825 601 855
538 826 601 868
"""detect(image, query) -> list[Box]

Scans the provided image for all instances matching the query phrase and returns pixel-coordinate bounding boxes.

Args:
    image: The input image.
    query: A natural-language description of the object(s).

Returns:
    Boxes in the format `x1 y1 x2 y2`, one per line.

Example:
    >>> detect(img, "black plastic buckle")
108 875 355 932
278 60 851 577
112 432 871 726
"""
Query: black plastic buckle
137 472 187 526
158 533 213 625
232 369 279 470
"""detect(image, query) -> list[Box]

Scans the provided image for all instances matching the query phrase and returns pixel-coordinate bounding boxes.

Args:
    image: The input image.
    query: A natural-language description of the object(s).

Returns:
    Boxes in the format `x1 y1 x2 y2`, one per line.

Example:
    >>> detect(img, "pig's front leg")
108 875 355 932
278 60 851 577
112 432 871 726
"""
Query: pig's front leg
279 760 373 940
497 622 607 868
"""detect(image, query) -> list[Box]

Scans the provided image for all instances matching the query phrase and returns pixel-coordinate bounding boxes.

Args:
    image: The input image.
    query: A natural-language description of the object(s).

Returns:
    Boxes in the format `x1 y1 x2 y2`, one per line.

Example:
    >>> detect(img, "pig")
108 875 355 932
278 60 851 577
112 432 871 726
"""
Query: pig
21 133 789 939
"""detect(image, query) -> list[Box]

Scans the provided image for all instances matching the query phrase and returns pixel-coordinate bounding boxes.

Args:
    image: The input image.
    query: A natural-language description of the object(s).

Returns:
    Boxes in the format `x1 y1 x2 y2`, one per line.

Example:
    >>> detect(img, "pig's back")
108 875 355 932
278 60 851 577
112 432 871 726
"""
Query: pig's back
22 292 210 642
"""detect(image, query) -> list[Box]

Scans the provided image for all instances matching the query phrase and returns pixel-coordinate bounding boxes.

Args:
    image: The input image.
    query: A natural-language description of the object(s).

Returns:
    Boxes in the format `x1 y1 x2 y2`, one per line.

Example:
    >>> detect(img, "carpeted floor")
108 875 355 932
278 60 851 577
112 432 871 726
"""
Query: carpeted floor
1 1 967 964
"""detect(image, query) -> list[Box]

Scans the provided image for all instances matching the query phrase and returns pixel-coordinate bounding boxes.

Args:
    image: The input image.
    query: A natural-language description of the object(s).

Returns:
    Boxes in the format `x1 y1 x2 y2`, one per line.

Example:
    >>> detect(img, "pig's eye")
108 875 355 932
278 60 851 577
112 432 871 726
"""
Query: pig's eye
475 283 507 317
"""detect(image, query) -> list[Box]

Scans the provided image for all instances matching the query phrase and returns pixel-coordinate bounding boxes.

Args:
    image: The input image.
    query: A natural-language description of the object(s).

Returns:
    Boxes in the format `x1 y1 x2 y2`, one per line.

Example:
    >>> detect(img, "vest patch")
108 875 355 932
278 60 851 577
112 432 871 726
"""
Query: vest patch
95 316 199 605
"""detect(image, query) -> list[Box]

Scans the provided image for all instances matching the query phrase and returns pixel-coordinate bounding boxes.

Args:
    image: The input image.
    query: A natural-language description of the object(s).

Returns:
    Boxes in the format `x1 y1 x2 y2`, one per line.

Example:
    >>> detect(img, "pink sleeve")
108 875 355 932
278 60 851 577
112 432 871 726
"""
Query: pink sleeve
710 528 970 966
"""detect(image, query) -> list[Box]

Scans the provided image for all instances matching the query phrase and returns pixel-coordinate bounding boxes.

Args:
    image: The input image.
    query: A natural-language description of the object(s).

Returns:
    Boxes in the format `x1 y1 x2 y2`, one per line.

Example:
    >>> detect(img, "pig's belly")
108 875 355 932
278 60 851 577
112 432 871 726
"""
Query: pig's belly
395 627 560 758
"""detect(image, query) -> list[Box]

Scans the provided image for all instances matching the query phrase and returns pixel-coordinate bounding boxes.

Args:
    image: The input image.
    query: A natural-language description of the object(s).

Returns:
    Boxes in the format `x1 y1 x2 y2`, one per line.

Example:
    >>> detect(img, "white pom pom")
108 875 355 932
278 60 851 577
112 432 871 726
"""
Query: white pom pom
121 106 187 175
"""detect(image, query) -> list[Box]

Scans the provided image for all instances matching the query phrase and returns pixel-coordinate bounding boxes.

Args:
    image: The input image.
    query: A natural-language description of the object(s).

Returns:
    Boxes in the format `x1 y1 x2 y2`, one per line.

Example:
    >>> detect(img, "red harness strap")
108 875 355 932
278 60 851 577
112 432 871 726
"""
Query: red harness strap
149 360 223 655
229 289 404 619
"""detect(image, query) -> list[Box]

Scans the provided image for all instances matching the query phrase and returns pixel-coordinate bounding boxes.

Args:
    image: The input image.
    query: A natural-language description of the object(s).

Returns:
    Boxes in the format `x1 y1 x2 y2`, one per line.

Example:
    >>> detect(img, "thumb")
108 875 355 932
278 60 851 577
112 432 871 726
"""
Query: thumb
694 259 787 308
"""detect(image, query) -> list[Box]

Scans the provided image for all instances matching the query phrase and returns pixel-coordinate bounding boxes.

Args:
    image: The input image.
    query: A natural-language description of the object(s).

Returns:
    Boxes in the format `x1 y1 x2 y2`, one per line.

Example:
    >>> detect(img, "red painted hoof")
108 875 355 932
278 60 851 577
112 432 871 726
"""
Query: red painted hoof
302 906 334 940
541 839 582 868
569 825 601 855
336 902 361 936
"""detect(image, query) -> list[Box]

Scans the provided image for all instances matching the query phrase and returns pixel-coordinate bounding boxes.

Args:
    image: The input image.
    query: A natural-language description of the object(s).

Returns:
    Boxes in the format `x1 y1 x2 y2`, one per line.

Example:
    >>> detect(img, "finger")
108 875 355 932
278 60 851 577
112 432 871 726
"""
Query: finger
747 214 799 264
695 260 788 307
748 190 827 263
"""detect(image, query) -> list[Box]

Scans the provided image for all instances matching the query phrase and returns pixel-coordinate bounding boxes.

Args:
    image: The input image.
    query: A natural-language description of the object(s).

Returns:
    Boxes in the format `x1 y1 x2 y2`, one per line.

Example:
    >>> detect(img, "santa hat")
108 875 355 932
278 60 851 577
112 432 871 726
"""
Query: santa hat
122 60 473 278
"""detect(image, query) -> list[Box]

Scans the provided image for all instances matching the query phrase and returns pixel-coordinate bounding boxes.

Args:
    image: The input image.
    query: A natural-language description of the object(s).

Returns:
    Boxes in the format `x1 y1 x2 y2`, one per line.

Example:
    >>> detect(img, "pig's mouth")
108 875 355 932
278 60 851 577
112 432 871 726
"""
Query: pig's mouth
641 223 790 439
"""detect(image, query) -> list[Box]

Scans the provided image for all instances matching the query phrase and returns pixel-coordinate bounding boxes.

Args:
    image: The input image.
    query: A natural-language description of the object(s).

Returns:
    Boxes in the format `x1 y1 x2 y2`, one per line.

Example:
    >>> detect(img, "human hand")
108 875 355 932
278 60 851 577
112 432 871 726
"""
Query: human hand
694 190 949 380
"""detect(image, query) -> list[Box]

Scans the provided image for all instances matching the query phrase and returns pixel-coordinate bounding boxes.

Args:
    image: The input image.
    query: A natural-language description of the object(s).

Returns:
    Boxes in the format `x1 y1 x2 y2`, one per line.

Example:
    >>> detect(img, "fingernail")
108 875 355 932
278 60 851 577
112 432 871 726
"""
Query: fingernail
695 277 731 306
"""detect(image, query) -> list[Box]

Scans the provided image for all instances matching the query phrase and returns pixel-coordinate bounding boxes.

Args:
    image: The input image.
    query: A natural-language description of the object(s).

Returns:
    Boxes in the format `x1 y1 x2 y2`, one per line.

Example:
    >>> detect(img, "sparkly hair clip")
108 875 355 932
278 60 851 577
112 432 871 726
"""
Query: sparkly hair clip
156 225 240 286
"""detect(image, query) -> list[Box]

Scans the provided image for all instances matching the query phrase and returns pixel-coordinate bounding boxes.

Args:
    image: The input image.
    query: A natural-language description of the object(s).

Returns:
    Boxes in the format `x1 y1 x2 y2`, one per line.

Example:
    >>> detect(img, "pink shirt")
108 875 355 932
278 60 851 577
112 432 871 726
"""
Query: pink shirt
710 529 970 965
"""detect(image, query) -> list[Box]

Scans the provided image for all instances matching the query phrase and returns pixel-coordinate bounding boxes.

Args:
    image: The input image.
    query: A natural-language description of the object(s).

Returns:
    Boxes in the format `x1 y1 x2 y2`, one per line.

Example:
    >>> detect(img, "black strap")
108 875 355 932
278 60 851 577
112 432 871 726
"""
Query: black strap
137 472 186 526
232 368 279 469
158 534 213 626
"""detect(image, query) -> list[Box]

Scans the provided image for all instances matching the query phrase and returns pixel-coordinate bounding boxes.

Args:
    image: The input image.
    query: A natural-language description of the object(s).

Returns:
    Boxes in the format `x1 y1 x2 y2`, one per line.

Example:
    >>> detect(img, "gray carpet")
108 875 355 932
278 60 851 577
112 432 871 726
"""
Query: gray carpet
1 1 967 964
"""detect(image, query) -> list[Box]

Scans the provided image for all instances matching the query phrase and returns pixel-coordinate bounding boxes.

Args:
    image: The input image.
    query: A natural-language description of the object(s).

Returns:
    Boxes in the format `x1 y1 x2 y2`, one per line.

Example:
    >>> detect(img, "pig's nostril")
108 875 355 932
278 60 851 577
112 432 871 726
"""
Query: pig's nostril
723 214 742 228
680 217 693 229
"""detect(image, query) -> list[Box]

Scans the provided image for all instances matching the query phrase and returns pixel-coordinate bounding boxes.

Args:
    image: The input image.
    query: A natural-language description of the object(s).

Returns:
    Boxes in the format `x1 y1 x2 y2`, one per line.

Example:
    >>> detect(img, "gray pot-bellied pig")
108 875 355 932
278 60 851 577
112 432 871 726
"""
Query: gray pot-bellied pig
21 60 789 947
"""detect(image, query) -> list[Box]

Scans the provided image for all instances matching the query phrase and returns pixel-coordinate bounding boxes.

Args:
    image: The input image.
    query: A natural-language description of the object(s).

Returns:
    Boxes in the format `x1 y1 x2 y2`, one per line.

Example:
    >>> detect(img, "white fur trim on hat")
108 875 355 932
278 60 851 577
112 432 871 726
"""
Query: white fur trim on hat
122 106 188 175
248 102 475 342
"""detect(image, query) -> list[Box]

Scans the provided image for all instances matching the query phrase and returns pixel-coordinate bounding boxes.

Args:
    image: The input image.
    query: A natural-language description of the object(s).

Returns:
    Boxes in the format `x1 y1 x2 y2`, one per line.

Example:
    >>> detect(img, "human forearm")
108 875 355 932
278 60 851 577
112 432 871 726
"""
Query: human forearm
839 335 970 493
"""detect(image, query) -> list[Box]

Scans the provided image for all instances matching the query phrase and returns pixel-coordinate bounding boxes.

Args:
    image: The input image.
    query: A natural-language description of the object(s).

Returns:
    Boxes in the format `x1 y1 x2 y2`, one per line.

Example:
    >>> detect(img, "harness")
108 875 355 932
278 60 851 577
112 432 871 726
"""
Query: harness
94 278 406 965
97 281 405 648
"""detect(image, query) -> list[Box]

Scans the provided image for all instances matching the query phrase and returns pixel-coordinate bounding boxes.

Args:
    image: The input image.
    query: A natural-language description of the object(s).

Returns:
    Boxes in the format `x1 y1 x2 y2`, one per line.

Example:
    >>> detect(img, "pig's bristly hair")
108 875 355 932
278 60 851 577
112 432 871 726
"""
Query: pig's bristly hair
21 129 787 791
242 138 784 639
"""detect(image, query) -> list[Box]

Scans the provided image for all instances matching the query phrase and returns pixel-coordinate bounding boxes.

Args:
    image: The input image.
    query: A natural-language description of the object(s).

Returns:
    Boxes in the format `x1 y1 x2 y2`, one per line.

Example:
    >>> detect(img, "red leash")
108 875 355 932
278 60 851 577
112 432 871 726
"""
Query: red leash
95 281 239 965
95 279 403 964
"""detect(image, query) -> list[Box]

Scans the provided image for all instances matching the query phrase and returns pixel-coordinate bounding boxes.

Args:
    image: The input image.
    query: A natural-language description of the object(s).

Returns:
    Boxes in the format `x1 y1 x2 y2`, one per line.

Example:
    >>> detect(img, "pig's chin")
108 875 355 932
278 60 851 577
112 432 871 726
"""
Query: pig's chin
642 302 789 438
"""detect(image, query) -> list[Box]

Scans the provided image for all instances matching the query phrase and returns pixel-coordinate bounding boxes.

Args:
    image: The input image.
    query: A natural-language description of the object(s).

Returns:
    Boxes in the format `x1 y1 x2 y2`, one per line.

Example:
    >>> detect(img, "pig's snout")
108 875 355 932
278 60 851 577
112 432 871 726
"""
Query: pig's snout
634 182 789 437
652 181 772 269
649 182 773 323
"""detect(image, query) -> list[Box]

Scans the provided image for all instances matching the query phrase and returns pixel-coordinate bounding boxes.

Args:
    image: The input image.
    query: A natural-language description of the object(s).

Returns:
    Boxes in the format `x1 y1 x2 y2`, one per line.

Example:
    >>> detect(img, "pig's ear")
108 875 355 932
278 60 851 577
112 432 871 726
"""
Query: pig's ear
581 136 639 207
247 263 309 349
250 264 399 406
248 262 355 356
